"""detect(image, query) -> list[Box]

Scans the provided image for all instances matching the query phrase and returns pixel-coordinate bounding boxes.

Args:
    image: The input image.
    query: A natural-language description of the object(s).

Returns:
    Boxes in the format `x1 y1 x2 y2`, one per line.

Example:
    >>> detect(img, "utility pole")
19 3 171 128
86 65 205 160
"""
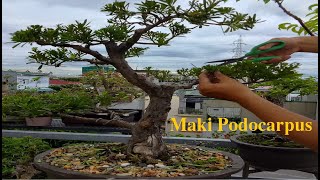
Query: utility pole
232 35 246 58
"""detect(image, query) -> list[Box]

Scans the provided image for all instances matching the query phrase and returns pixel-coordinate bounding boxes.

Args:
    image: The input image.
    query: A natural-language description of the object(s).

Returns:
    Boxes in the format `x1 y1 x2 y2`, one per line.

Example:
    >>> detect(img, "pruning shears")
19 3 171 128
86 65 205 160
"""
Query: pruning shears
206 40 286 66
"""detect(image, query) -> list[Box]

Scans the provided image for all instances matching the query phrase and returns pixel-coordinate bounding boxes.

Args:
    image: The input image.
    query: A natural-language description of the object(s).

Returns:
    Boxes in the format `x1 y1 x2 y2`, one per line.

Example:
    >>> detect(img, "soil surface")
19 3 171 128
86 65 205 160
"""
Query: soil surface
43 143 231 177
237 134 304 148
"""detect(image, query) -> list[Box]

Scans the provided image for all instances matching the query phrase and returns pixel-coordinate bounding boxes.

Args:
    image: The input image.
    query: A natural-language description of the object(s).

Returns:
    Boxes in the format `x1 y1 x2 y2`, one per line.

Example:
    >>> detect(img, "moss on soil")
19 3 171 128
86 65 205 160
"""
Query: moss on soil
237 134 304 148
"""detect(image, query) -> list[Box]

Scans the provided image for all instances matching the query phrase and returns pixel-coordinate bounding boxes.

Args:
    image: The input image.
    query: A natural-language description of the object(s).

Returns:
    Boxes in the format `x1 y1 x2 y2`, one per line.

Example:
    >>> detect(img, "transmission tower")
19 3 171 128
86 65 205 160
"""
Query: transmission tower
232 35 246 58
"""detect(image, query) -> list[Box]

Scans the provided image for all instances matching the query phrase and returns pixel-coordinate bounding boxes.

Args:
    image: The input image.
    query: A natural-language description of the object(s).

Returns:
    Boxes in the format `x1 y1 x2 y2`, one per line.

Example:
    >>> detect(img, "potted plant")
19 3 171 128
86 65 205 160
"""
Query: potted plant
230 134 318 176
34 143 244 179
13 93 53 126
46 89 96 115
54 75 142 126
2 92 33 124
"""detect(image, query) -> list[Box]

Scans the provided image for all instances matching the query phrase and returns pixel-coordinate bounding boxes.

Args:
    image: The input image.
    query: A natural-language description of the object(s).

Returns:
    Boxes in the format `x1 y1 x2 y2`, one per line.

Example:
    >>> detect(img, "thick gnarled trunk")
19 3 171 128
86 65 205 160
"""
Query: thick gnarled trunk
127 94 173 159
109 56 178 159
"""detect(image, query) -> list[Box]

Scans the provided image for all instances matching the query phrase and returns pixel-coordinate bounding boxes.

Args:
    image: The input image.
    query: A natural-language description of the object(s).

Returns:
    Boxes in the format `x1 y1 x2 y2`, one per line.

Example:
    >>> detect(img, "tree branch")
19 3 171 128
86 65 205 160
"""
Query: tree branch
35 41 113 63
111 58 160 95
60 113 134 129
274 0 315 36
78 58 111 65
118 15 176 52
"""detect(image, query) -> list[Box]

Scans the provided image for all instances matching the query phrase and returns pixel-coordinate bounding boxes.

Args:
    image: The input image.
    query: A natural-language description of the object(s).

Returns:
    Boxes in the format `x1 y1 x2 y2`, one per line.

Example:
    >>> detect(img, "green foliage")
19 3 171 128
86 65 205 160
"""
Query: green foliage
253 76 318 102
187 60 299 84
27 47 85 68
11 0 260 67
94 24 134 41
125 47 149 58
2 137 51 178
45 89 96 114
2 91 52 118
182 61 315 102
175 134 185 137
2 90 97 118
81 71 143 106
214 147 239 155
96 91 113 106
152 70 172 82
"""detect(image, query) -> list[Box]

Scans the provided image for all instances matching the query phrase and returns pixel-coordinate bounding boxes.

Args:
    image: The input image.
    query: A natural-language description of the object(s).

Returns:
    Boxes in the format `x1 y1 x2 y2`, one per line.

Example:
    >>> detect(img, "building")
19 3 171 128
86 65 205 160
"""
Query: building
253 86 272 92
286 91 318 102
176 88 211 115
82 65 115 75
2 70 51 91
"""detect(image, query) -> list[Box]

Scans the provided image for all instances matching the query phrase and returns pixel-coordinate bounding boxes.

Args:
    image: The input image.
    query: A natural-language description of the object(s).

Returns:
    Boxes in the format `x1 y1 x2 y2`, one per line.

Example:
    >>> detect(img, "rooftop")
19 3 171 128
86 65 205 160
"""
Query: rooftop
49 79 82 85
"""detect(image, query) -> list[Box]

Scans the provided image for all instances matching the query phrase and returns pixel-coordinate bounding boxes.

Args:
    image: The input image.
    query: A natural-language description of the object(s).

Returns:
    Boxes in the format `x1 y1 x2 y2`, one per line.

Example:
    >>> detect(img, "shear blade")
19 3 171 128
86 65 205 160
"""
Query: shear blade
206 57 243 64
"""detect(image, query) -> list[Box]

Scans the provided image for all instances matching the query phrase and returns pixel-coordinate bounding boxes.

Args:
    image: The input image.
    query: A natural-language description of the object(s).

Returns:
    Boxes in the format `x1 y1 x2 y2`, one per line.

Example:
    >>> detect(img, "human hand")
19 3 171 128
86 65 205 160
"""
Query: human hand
256 37 301 64
198 71 253 102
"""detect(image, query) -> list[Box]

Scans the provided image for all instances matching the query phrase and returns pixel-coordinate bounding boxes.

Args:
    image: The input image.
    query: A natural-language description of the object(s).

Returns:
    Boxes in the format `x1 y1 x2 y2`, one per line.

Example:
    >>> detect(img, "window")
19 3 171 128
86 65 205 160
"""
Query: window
22 79 29 84
186 102 195 108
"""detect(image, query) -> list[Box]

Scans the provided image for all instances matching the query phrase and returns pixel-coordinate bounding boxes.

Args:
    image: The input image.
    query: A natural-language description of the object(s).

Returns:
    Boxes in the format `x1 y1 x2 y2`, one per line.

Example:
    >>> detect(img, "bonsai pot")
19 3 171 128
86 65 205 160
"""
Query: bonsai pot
2 116 26 123
230 134 318 173
33 144 245 179
25 117 53 126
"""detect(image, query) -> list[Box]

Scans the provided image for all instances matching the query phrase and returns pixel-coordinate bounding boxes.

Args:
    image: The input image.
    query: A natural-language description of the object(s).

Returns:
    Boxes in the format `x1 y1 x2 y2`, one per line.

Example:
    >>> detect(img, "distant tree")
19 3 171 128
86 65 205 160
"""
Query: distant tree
252 76 318 105
81 70 143 106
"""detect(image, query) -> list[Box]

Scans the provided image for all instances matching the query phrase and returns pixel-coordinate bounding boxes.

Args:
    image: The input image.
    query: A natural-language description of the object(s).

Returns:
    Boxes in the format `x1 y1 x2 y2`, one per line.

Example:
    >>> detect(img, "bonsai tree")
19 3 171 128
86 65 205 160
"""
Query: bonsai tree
11 0 271 158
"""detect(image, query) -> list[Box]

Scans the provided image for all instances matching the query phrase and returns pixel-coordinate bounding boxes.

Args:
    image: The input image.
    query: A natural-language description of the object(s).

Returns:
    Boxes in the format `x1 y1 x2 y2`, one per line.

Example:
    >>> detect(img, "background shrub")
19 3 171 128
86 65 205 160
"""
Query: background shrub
2 136 51 178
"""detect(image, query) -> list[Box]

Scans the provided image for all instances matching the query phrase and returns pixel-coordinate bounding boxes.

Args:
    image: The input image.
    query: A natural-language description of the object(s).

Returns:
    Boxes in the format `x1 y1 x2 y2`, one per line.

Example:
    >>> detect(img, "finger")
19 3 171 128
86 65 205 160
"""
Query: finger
199 72 212 84
214 71 230 80
259 42 279 50
283 55 291 61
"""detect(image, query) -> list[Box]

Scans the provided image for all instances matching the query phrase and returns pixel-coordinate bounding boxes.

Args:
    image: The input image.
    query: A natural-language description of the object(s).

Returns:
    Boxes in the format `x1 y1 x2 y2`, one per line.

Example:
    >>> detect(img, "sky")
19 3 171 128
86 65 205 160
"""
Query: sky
2 0 318 77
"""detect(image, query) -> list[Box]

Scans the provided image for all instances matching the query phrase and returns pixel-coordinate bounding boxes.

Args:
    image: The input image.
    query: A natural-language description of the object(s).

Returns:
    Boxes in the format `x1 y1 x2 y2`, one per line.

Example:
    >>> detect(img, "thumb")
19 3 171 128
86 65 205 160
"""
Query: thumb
199 72 212 85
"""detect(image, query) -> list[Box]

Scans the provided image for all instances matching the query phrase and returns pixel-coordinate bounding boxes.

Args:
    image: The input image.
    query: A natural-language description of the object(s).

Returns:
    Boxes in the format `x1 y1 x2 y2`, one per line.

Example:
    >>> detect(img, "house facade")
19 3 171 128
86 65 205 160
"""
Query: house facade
2 70 51 91
175 88 211 115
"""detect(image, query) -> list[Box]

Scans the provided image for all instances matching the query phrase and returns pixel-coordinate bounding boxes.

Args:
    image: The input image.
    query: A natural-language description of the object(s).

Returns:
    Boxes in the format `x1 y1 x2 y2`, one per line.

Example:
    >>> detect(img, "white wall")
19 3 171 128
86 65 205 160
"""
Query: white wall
17 75 49 90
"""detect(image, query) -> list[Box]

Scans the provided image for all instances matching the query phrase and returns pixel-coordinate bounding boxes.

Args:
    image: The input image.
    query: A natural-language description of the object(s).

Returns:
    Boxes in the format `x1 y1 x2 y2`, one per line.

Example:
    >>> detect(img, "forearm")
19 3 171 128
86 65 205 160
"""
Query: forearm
237 92 318 152
295 36 318 53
